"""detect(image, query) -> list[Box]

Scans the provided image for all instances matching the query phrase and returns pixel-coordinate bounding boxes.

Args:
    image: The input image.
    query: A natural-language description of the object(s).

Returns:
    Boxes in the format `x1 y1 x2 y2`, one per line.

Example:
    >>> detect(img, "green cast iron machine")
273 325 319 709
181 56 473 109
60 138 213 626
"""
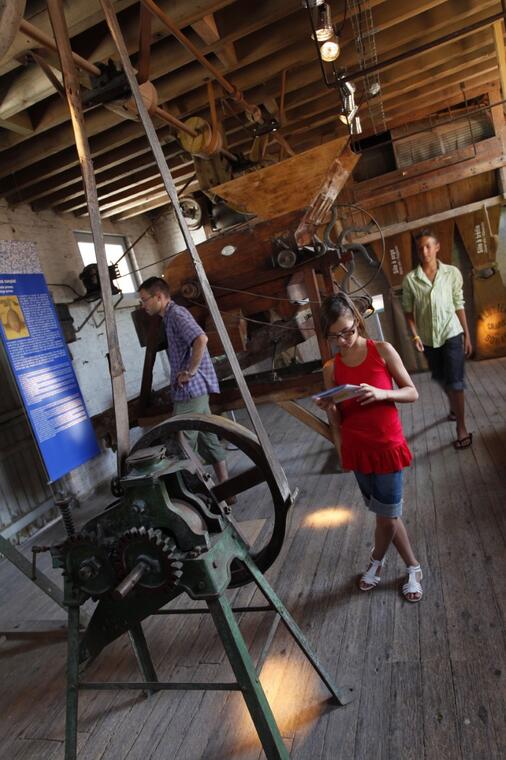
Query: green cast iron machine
49 414 354 760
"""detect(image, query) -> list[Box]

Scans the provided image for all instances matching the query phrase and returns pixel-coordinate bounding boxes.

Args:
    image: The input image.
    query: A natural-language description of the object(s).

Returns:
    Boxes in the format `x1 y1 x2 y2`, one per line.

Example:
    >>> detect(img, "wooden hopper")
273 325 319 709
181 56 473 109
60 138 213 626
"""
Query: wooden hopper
211 137 357 220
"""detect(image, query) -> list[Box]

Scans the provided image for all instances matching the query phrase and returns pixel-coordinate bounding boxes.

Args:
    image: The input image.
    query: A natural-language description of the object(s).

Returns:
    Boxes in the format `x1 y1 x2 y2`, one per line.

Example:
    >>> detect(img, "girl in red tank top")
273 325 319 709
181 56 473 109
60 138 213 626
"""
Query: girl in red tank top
315 293 423 603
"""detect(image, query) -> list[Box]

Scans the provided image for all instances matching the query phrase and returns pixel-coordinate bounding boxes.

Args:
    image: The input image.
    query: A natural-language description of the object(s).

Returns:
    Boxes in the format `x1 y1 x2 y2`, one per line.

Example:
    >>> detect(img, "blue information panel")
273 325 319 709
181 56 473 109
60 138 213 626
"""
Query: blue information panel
0 241 100 481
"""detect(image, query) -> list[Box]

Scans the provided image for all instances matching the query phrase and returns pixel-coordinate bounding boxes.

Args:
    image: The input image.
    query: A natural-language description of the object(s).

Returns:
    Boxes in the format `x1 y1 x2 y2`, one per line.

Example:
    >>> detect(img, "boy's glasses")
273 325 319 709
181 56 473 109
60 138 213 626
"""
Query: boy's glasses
139 294 156 305
328 321 357 341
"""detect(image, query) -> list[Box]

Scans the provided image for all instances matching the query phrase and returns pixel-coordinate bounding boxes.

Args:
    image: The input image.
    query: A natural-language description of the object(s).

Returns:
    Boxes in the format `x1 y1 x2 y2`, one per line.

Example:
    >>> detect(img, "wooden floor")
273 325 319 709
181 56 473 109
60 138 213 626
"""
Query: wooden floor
1 360 506 760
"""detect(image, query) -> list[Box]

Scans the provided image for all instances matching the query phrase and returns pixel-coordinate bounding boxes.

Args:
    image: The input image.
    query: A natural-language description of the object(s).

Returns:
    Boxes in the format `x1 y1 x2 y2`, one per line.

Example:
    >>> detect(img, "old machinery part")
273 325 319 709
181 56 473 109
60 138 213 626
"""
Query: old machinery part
54 492 77 537
319 202 385 294
115 528 182 594
179 196 203 230
177 115 222 158
82 59 131 107
180 280 203 301
129 414 293 586
79 263 121 301
276 249 298 269
62 535 116 598
48 414 293 660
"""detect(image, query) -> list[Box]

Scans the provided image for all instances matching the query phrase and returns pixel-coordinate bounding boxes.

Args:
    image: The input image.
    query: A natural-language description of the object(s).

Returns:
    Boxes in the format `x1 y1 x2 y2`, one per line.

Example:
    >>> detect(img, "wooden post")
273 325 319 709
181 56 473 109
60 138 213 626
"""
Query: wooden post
487 79 506 196
304 266 331 363
47 0 130 476
99 0 291 502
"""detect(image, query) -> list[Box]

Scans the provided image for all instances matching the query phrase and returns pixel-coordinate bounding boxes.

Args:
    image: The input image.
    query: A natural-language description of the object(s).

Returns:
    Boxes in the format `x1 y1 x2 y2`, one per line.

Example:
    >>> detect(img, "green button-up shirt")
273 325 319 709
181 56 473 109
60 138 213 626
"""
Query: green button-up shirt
401 261 465 348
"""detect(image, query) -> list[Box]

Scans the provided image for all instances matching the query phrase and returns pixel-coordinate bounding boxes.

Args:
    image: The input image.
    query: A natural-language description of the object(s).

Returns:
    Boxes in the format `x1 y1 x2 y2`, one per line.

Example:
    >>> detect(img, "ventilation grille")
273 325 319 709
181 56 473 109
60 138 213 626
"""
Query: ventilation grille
393 112 493 169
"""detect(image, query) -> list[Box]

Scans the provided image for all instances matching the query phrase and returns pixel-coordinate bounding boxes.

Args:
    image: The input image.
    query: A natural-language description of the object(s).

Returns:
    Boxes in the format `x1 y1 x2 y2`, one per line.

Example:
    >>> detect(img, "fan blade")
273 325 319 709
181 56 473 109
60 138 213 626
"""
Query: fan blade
137 3 152 84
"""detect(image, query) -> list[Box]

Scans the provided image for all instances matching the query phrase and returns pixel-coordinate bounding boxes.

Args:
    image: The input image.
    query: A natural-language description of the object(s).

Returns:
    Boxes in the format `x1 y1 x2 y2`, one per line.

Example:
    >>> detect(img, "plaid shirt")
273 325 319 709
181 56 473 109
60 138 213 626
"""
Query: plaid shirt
163 301 220 401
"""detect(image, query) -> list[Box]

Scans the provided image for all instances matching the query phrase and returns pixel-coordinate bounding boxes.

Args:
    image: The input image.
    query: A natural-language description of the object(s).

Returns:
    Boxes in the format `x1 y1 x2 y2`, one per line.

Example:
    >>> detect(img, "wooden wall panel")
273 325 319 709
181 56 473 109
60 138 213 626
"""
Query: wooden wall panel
447 171 498 208
0 350 52 538
371 231 413 288
405 186 451 219
455 206 501 269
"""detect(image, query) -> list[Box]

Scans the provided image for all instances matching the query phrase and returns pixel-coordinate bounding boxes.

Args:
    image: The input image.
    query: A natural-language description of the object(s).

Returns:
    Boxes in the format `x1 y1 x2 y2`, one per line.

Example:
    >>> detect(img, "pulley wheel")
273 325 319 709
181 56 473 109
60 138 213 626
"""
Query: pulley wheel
129 413 293 587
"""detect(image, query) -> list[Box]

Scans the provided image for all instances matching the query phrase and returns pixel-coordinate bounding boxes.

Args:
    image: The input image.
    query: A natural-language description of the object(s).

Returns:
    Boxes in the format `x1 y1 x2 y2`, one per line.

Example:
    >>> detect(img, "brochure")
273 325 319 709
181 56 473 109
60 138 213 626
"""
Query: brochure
312 383 363 403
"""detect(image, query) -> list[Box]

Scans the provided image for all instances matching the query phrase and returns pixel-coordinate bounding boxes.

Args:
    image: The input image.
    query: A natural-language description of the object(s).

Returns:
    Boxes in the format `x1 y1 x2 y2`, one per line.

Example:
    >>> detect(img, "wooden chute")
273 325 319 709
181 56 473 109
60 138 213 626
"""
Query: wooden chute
211 138 357 220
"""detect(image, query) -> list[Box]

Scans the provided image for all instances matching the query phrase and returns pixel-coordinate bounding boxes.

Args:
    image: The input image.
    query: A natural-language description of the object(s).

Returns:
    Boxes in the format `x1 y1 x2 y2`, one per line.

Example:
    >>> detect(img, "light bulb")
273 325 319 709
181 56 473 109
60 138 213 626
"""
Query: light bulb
315 3 334 41
320 37 340 62
351 116 362 135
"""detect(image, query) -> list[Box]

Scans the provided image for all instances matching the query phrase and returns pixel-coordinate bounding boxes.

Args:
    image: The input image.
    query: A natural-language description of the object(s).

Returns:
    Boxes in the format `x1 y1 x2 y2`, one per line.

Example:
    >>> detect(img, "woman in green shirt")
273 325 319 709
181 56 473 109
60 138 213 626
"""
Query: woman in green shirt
402 229 473 449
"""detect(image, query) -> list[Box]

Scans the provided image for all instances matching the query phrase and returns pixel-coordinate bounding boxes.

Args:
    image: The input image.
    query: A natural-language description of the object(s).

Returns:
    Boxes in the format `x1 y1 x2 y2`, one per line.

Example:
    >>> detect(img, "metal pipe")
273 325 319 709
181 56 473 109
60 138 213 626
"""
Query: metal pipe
140 0 235 95
140 0 261 121
154 106 197 136
342 10 506 84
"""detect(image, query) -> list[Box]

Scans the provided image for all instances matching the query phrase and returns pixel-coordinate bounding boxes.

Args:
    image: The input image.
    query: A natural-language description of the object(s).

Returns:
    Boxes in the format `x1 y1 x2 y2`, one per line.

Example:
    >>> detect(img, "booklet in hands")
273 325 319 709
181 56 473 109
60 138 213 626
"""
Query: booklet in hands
312 384 363 403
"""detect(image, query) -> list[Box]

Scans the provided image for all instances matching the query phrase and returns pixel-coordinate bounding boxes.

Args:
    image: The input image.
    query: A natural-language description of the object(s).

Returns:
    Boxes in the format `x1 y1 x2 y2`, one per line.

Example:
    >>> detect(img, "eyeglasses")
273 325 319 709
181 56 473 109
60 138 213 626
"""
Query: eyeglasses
328 321 357 341
139 294 156 305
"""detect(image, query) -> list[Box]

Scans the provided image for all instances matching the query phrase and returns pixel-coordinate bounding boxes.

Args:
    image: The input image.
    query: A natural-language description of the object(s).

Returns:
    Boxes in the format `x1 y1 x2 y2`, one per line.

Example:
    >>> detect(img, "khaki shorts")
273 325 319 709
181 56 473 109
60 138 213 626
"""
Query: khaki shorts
173 395 226 465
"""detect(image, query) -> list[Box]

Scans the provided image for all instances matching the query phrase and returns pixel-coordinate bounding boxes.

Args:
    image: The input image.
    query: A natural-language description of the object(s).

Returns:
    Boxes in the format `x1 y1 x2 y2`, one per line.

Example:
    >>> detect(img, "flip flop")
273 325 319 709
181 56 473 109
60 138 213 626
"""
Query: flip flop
447 411 457 422
454 433 473 450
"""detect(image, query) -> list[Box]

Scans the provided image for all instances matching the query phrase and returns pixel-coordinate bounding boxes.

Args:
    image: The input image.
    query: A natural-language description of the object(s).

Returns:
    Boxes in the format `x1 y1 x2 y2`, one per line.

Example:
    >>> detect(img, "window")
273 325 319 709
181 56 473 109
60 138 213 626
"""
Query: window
74 232 138 294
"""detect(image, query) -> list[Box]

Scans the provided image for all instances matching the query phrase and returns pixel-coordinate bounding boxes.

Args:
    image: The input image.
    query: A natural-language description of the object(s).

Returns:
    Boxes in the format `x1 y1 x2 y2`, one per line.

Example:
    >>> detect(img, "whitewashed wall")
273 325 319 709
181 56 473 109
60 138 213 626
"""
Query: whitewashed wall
0 200 186 499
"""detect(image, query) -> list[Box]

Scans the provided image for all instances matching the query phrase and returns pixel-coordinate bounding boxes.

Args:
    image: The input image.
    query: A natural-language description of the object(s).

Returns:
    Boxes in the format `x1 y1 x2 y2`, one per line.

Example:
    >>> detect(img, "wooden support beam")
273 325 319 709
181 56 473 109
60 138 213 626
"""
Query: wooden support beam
191 14 220 44
493 20 506 100
276 401 332 442
487 83 506 196
137 3 152 84
0 112 33 136
355 195 505 244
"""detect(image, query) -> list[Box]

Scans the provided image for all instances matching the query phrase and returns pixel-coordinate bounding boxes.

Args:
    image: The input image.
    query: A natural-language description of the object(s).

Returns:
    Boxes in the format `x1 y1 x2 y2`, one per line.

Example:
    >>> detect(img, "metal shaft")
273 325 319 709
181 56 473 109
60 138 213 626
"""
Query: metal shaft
113 561 147 599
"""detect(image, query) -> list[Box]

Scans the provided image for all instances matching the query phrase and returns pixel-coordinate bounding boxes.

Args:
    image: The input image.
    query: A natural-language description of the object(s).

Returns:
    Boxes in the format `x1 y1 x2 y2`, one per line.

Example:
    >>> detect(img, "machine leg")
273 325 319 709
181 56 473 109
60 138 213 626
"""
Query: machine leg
207 595 289 760
64 592 81 760
128 622 158 694
243 556 354 706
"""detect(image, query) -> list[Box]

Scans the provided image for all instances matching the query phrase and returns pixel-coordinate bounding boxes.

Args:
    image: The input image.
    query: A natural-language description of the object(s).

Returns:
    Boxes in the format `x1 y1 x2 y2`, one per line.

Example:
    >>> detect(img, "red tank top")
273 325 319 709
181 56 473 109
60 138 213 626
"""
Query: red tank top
333 340 412 474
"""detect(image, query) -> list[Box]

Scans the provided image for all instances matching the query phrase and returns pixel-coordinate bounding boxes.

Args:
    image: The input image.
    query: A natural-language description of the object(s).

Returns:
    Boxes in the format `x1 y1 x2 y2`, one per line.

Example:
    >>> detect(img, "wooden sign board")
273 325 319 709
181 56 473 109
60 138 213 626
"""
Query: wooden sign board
474 271 506 359
211 138 357 219
455 206 501 270
371 231 413 288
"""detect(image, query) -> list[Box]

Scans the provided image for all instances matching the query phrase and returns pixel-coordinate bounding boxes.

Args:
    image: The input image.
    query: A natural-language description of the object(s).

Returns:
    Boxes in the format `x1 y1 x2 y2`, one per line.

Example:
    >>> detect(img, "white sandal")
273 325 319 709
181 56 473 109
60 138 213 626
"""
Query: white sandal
402 564 423 603
359 550 385 591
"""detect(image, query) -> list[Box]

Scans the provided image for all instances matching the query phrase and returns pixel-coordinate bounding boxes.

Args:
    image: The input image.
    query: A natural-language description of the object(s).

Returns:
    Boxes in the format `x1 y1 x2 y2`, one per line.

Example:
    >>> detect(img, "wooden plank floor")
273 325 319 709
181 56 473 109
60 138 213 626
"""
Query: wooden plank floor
1 359 505 760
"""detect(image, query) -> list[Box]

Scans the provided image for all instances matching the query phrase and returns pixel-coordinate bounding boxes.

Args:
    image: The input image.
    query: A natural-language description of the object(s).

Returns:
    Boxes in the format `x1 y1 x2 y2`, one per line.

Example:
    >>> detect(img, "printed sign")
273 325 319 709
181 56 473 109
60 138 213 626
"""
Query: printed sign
0 241 100 481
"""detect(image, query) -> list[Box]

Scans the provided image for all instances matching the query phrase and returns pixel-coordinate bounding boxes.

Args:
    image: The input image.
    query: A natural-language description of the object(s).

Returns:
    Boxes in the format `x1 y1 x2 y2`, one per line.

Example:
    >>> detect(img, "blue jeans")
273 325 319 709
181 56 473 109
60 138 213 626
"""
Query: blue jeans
423 333 465 391
354 470 403 518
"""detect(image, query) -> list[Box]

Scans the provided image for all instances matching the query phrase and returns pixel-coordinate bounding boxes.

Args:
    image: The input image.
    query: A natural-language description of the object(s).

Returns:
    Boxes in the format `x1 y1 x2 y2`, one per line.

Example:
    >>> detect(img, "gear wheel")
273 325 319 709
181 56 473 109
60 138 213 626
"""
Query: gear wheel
61 534 116 597
115 526 183 591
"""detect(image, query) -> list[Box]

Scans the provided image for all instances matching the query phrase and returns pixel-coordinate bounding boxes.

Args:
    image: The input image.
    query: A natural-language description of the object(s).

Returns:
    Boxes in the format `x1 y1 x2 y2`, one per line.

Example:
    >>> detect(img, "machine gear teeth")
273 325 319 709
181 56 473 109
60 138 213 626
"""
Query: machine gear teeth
115 527 183 591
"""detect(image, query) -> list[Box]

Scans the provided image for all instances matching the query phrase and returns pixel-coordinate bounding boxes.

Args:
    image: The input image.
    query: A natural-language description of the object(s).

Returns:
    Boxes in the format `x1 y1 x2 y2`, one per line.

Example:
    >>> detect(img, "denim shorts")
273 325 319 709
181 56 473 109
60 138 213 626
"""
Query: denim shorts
354 470 403 518
423 333 465 391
